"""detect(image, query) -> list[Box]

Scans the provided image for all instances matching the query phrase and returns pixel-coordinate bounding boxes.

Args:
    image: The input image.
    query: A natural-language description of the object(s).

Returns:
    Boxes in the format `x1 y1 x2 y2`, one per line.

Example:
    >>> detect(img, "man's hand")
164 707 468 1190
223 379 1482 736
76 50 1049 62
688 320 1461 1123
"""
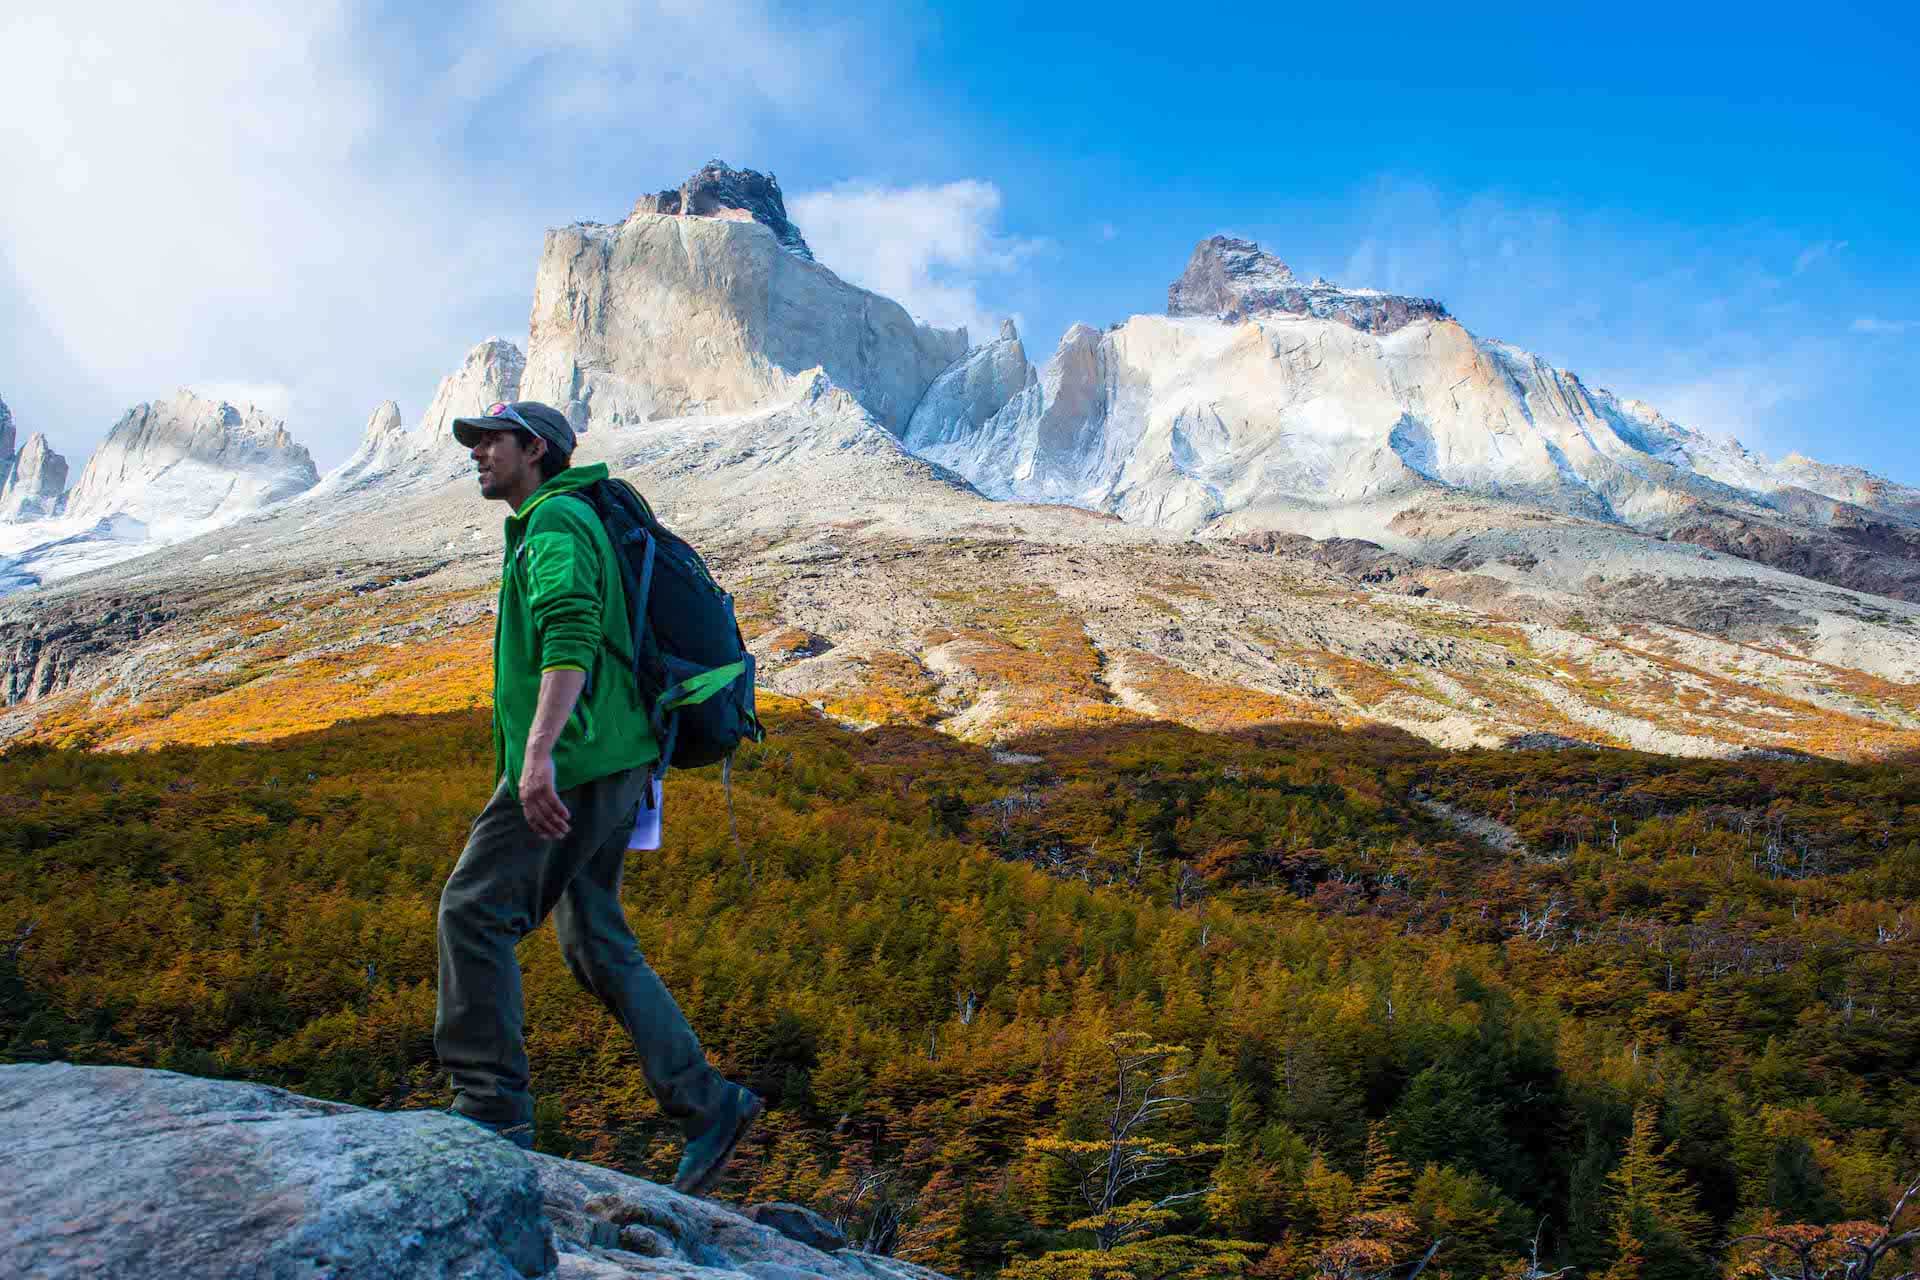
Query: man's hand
521 667 587 840
519 748 571 840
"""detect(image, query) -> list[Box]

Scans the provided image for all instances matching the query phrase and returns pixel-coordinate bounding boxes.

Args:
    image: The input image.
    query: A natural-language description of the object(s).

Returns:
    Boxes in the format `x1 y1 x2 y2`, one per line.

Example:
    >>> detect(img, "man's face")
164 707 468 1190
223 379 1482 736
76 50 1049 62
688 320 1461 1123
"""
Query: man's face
470 428 541 501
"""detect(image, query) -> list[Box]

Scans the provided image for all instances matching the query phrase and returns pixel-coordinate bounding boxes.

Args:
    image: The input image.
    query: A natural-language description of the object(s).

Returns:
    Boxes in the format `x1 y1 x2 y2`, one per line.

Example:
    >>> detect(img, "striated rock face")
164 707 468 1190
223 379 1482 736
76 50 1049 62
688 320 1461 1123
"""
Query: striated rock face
1 1063 953 1280
0 433 70 520
63 390 318 531
629 158 815 261
902 318 1033 454
1168 235 1449 334
522 210 965 436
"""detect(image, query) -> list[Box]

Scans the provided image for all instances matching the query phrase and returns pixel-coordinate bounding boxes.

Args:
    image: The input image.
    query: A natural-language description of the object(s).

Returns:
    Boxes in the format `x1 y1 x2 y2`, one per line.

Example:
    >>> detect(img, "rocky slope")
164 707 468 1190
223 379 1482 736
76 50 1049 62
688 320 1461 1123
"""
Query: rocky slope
2 1062 947 1280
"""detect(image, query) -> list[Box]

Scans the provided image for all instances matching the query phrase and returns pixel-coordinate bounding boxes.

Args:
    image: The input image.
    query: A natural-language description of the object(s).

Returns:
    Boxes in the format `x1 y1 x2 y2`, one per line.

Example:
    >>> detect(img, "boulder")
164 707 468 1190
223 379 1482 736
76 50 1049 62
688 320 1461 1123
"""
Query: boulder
745 1202 850 1251
0 1062 957 1280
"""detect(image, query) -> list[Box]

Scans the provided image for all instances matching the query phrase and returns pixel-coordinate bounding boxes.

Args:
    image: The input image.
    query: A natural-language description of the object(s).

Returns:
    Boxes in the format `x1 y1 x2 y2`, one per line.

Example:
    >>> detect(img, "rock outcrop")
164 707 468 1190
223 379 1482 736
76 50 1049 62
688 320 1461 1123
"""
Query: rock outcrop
0 393 15 490
1167 235 1449 333
314 340 525 496
1 1062 951 1280
630 159 815 261
522 203 965 436
63 389 319 531
902 318 1033 454
0 432 69 520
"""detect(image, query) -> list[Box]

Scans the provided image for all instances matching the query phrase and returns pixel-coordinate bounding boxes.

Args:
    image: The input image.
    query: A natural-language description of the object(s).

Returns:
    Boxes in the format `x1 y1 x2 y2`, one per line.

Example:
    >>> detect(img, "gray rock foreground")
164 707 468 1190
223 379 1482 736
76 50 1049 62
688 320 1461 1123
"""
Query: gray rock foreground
0 1063 947 1280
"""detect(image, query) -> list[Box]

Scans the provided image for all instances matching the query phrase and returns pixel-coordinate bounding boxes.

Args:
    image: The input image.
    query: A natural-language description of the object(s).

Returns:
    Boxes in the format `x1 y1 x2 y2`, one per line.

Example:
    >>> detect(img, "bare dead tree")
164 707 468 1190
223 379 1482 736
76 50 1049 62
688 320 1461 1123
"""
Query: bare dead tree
1731 1176 1920 1280
1029 1032 1223 1250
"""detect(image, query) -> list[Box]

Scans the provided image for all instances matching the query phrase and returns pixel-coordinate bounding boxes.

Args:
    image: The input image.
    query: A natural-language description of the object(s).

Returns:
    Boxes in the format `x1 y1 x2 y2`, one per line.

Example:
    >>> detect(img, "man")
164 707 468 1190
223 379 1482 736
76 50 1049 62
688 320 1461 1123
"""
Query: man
436 399 762 1196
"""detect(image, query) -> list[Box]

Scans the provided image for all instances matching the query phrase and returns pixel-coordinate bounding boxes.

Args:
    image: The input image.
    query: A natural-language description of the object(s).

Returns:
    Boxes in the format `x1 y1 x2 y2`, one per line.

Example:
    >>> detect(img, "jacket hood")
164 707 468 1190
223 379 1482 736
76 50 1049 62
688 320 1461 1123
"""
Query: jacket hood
509 462 609 527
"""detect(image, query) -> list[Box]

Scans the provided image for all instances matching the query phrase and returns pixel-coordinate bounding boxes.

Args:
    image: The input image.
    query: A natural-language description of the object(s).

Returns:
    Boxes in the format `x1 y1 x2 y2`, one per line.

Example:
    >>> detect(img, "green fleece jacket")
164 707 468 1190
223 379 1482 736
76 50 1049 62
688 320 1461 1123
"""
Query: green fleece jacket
491 463 658 792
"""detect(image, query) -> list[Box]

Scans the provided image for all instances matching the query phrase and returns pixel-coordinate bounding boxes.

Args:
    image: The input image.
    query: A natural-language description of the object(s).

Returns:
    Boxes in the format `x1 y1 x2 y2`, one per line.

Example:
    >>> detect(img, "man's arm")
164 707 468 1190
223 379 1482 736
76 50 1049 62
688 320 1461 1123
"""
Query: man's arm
521 666 586 839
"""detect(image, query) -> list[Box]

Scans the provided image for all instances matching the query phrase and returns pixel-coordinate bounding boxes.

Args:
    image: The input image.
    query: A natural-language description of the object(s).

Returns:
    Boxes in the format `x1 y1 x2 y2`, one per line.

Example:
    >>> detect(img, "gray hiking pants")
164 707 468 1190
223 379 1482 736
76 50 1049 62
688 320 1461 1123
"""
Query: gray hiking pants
434 767 727 1132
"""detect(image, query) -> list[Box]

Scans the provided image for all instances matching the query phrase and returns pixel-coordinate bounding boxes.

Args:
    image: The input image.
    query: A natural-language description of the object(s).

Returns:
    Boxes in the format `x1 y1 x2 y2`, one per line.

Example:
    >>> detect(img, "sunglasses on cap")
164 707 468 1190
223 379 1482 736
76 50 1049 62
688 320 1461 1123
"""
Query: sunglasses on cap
485 402 537 433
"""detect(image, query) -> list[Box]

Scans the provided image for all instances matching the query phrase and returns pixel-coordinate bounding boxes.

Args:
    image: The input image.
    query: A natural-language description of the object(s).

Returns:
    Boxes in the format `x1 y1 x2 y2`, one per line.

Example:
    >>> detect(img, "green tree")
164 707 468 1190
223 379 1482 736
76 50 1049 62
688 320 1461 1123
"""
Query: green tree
1607 1102 1712 1280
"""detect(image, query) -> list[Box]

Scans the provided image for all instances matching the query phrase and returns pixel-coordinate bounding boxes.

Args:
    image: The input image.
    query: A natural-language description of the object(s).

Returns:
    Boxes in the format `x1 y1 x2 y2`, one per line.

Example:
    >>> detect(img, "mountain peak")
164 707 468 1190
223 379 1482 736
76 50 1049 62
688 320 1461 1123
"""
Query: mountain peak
62 390 317 530
1168 234 1450 334
628 159 814 262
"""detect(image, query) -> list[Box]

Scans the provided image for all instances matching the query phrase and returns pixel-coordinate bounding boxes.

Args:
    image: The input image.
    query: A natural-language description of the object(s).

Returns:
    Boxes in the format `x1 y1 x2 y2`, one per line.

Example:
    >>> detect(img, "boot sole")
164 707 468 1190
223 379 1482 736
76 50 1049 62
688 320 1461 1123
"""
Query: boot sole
674 1093 764 1196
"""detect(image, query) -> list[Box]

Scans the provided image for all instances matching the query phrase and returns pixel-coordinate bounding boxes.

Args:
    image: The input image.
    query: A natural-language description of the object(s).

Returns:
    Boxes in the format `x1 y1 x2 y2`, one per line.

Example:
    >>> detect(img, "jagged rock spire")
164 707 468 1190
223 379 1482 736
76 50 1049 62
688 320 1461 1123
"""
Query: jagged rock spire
1168 234 1449 334
628 159 814 261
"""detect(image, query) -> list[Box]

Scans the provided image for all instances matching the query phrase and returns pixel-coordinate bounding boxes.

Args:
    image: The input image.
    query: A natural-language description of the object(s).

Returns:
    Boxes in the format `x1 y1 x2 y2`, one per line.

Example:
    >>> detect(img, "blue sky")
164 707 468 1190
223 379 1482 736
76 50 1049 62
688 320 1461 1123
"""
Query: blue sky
3 0 1915 482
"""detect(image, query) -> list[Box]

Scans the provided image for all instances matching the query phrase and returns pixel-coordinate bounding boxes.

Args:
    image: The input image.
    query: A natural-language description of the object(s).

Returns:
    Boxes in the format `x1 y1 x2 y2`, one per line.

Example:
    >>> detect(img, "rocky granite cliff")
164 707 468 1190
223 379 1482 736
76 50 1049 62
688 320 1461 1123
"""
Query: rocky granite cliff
522 180 965 437
0 432 69 520
630 158 816 262
64 389 318 530
316 339 526 495
914 234 1920 604
1167 235 1450 332
0 394 15 490
2 1062 946 1280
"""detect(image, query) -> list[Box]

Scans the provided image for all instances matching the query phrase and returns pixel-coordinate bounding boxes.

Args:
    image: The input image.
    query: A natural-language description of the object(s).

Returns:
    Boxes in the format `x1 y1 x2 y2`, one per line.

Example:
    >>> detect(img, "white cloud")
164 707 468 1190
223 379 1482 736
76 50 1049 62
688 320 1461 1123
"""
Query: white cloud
0 0 891 470
1632 358 1814 445
191 381 298 420
1794 239 1848 274
1851 316 1909 335
790 180 1043 345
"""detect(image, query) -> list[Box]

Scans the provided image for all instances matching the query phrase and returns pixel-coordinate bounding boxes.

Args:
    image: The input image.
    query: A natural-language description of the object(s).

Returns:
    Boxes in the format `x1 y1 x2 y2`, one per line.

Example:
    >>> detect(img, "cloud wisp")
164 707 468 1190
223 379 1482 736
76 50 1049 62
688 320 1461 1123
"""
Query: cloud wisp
0 0 899 469
790 180 1045 346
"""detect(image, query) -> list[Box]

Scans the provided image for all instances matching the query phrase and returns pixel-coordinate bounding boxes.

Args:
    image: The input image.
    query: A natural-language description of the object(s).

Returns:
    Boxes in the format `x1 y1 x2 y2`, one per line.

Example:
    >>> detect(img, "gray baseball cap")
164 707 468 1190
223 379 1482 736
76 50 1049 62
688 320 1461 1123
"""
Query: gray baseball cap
452 400 579 460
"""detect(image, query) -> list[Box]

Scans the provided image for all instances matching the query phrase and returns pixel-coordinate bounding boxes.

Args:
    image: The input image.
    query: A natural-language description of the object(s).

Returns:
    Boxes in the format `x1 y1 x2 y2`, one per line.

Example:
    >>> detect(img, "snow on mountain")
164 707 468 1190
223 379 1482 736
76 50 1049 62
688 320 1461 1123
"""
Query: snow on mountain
910 235 1920 601
64 389 317 531
0 391 316 597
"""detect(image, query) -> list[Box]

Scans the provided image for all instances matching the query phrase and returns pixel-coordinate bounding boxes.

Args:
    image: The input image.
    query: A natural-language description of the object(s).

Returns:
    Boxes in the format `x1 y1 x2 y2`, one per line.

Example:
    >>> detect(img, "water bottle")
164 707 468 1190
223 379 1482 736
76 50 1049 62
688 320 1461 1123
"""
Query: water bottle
626 771 662 850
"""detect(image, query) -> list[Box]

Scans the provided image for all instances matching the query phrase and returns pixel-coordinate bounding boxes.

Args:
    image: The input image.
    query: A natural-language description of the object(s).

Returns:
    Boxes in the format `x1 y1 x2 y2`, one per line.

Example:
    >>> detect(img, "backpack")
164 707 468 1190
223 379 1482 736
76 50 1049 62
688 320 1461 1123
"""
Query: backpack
568 477 764 777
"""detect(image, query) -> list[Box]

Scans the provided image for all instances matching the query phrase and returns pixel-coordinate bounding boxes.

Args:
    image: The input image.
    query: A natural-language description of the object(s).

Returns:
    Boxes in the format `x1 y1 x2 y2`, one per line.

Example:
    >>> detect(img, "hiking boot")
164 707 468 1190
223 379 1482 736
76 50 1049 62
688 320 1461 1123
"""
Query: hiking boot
671 1082 763 1196
445 1107 536 1152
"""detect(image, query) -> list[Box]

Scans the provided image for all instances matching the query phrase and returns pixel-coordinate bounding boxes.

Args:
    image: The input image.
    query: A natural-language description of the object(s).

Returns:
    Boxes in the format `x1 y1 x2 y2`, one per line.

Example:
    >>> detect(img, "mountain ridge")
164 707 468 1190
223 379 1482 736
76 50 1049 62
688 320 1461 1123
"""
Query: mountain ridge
3 169 1918 762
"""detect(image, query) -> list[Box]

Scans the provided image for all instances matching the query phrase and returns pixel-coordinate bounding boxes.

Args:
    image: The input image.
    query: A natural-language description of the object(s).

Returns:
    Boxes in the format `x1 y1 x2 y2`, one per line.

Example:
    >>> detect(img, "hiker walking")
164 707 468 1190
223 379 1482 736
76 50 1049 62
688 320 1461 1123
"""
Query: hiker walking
435 399 762 1195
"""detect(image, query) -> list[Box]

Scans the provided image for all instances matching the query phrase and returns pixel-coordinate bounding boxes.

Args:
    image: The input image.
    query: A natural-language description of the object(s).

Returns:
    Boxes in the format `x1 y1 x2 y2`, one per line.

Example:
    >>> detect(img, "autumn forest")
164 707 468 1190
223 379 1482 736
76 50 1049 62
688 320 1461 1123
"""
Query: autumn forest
3 698 1919 1280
